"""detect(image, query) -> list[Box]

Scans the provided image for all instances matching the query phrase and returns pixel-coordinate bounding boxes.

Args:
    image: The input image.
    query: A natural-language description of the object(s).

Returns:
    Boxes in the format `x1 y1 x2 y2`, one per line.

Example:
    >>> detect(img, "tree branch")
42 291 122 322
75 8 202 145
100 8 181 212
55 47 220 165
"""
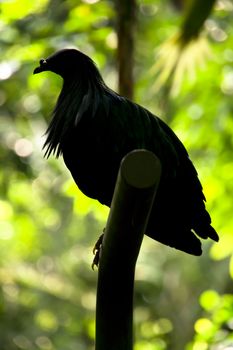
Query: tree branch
115 0 137 100
180 0 217 42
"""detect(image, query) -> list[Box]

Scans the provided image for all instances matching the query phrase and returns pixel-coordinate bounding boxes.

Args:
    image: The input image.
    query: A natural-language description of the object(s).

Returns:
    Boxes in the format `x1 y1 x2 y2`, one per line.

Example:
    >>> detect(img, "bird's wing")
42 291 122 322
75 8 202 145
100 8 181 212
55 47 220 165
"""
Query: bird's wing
99 96 218 254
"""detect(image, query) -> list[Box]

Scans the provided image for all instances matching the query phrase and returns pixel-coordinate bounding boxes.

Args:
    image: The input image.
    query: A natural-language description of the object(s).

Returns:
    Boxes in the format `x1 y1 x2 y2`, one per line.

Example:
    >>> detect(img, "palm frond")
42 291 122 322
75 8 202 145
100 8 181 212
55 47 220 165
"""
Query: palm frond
152 0 216 96
152 33 212 96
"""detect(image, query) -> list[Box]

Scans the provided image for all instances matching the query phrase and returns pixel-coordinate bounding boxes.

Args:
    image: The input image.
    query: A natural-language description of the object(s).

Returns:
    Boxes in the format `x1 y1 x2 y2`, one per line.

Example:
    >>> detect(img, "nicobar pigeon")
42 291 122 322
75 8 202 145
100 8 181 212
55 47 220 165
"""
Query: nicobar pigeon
33 48 219 256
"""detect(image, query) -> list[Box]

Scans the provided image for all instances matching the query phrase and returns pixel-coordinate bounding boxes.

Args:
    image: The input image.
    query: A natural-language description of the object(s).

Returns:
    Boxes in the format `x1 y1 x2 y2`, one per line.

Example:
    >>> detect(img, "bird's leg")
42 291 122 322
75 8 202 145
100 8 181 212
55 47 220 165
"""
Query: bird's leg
92 229 105 270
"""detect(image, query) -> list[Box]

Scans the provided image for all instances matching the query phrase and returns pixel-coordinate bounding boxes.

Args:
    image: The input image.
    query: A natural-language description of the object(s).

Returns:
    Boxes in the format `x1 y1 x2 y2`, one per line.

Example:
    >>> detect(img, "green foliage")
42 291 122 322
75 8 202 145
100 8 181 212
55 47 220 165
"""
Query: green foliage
186 290 233 350
0 1 232 350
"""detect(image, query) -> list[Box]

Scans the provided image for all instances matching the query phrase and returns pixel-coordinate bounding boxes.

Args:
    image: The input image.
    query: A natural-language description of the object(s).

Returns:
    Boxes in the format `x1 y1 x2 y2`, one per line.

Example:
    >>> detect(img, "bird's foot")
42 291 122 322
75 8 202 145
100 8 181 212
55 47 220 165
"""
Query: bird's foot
92 230 105 270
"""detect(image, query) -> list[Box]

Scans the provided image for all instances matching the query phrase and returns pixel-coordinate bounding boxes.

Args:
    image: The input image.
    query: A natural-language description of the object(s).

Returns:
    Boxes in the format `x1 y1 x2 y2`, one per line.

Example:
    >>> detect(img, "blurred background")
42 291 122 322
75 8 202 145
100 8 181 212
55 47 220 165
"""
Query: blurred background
0 0 233 349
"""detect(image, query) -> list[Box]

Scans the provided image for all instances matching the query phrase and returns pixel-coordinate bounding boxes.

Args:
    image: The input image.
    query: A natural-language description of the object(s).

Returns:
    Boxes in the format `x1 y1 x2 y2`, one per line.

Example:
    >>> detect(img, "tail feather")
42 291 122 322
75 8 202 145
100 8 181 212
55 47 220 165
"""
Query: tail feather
195 224 219 242
146 227 203 256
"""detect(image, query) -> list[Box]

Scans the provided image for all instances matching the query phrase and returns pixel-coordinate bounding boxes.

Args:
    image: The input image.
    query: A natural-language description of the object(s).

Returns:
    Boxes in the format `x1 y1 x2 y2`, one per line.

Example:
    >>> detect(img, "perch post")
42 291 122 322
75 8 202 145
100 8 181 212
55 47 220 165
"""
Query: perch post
95 149 161 350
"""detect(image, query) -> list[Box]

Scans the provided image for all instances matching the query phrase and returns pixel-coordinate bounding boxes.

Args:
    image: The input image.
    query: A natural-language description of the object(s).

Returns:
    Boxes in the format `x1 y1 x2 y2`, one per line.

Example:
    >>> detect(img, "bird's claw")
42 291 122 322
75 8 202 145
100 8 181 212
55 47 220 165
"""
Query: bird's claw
92 231 105 270
92 249 100 270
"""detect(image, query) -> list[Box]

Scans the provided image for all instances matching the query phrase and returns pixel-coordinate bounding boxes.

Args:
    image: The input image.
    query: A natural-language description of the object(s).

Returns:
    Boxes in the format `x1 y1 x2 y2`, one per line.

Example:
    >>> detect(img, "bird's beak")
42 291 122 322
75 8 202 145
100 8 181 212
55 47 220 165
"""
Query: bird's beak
33 66 43 74
33 59 48 74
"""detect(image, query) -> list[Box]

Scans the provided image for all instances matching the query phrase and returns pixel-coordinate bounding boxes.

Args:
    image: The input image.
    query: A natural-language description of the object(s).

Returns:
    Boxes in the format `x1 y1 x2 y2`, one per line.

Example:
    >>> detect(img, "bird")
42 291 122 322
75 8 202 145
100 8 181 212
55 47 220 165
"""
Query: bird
33 48 219 259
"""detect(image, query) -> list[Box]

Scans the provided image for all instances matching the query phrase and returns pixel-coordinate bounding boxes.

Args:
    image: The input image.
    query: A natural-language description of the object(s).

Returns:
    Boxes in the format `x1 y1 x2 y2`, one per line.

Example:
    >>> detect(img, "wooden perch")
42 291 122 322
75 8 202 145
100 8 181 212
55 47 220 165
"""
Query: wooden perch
95 149 161 350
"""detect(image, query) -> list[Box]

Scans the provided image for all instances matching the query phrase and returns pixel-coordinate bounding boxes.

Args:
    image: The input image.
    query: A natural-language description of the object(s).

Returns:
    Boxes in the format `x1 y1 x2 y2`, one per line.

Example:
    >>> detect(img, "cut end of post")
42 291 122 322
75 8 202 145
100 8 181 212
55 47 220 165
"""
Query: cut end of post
121 149 161 189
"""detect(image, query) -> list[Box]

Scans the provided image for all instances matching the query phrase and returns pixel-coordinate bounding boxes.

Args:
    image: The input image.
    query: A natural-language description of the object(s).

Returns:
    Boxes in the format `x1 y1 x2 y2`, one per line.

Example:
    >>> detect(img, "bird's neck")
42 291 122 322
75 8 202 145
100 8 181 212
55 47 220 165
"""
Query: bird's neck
43 75 106 158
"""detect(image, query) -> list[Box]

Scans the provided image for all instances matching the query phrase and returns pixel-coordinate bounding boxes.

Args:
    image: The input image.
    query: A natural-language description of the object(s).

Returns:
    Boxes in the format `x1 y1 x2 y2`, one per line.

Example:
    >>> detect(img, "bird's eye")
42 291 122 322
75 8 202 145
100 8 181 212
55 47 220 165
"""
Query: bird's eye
40 59 47 65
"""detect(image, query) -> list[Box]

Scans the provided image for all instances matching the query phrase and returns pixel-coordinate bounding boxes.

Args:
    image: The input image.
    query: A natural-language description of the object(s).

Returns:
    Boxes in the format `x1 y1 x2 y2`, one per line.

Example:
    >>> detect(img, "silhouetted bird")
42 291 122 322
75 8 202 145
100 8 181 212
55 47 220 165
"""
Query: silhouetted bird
33 48 218 256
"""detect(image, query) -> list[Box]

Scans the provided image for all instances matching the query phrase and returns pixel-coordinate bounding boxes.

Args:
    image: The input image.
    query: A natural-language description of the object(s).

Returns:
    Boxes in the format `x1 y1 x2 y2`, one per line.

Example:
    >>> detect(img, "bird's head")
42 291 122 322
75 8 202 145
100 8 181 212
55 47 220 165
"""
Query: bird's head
33 48 95 80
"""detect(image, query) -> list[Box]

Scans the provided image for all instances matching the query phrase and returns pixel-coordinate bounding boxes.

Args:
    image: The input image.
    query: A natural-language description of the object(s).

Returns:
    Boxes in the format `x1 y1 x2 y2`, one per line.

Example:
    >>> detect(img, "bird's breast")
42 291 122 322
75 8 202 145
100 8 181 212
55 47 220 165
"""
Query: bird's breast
61 122 119 206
